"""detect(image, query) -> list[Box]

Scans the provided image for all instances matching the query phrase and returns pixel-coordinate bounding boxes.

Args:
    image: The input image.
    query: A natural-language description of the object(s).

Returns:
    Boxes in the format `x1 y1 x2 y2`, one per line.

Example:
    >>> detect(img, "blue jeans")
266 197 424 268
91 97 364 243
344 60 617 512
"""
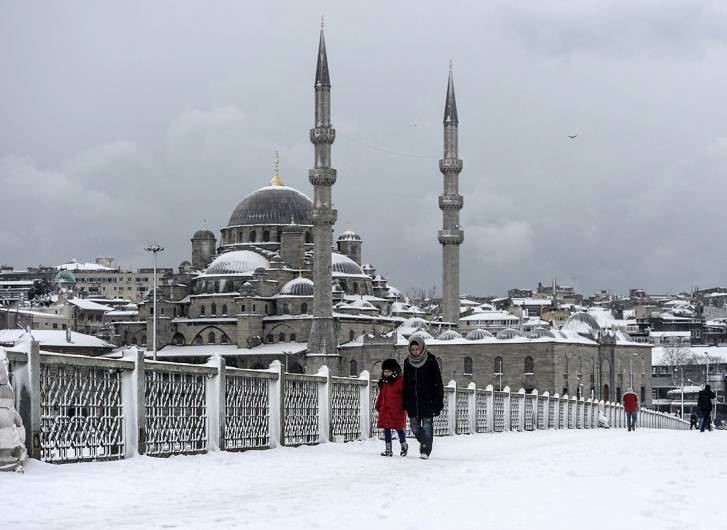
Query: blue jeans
626 411 637 430
409 417 434 455
383 428 406 443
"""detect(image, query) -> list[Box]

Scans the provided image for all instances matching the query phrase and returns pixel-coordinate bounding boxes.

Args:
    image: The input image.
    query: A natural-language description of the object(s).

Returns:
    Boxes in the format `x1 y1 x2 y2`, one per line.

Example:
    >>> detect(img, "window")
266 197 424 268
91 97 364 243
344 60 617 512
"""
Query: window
52 323 58 329
263 230 270 242
305 231 311 244
221 334 230 345
222 304 227 315
353 283 359 294
211 303 217 316
640 385 646 403
278 332 286 342
249 230 256 242
464 356 473 375
301 303 308 313
349 359 358 377
200 305 206 316
141 335 147 345
208 331 216 344
349 330 355 342
494 356 503 374
252 304 256 312
283 303 290 314
266 334 273 343
524 356 534 374
241 304 246 312
290 333 296 342
193 335 202 345
173 333 185 345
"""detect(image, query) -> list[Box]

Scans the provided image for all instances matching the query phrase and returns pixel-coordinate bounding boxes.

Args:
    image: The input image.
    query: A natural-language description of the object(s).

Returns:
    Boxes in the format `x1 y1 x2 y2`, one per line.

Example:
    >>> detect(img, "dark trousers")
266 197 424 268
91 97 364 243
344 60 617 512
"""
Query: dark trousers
409 417 434 455
700 413 713 432
626 411 638 430
383 428 406 443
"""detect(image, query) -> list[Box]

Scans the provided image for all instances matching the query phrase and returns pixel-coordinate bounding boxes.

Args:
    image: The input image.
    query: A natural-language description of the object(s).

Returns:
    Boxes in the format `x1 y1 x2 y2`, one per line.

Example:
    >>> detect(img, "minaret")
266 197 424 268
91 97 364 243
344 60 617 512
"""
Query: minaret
438 62 464 325
306 19 340 371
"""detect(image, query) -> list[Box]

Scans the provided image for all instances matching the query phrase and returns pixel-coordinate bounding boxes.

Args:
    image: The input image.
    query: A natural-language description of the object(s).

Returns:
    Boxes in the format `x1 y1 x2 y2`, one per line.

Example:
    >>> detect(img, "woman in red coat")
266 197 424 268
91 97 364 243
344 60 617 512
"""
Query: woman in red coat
375 359 408 457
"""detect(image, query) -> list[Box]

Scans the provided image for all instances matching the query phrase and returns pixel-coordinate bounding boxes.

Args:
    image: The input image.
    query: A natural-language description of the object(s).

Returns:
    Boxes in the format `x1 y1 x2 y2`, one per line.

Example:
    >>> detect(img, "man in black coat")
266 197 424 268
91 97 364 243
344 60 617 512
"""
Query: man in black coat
403 335 444 459
698 384 716 432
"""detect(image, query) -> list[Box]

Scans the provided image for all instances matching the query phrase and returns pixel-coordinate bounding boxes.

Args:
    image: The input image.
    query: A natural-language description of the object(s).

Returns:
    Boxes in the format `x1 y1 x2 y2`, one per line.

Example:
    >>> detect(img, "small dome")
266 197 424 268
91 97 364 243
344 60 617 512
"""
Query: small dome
387 286 403 299
179 260 191 267
338 230 362 242
402 317 429 330
204 251 270 276
496 328 525 340
332 252 365 276
527 327 556 339
227 185 313 227
409 331 433 342
562 313 602 335
192 228 216 240
280 277 314 296
54 270 76 284
437 329 463 341
466 328 494 340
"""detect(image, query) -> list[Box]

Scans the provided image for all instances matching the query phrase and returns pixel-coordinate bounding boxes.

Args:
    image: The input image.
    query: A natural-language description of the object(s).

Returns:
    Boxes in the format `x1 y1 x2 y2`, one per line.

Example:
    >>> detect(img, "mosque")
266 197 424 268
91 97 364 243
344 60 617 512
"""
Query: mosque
111 25 652 403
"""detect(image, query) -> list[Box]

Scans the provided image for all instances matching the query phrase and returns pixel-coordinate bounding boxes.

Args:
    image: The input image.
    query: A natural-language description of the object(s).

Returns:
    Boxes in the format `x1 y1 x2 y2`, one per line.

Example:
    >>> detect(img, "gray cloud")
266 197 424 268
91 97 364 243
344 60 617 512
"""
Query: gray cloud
2 1 727 296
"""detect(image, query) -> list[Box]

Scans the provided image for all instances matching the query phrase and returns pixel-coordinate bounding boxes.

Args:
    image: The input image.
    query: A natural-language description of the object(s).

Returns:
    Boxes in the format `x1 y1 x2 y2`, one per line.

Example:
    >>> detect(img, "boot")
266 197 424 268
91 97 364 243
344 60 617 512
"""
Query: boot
400 441 408 457
380 442 393 457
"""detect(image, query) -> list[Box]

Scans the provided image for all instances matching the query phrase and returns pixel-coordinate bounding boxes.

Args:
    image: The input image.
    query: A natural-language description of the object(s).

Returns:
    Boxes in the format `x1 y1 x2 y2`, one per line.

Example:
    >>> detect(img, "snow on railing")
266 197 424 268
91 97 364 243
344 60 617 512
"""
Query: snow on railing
4 347 691 465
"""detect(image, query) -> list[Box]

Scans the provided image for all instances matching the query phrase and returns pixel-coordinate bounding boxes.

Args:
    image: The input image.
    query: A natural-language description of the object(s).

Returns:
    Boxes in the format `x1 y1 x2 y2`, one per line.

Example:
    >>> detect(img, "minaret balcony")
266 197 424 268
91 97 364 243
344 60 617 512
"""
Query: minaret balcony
438 194 464 210
310 127 336 144
312 208 338 226
438 229 464 245
439 159 463 172
309 168 337 186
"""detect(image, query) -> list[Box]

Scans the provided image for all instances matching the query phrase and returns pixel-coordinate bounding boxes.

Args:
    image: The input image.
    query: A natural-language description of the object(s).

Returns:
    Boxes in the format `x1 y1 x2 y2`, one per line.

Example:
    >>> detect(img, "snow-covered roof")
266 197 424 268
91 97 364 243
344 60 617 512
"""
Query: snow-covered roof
0 329 113 349
67 298 113 312
57 261 115 271
460 311 519 323
155 342 307 358
650 331 691 338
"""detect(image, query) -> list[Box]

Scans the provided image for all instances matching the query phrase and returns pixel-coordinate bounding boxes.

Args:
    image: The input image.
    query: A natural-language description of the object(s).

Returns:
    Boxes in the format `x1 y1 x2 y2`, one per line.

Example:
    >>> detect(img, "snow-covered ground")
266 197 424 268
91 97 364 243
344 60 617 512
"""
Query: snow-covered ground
4 429 726 530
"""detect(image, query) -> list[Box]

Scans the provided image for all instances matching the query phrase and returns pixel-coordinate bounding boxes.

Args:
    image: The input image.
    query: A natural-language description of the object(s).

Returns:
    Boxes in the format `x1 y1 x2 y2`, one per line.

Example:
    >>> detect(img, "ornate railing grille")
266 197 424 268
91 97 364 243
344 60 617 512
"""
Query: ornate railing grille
433 390 451 436
568 400 576 429
559 399 567 429
524 395 535 431
584 401 591 429
537 398 547 430
331 381 361 442
576 401 583 429
144 370 207 457
39 364 124 464
475 390 489 433
225 375 270 450
510 395 522 431
548 398 555 428
283 376 319 446
493 392 506 432
455 390 470 435
592 403 599 428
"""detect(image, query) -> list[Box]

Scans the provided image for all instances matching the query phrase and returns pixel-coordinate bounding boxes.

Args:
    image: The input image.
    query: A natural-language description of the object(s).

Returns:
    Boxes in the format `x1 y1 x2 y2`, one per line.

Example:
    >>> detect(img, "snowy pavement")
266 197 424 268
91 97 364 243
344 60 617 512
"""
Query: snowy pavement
4 429 726 530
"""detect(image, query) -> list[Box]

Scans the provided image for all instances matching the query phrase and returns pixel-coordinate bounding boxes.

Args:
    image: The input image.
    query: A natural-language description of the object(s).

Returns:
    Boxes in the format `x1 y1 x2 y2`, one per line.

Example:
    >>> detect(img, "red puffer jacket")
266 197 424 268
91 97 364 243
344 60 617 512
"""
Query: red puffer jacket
623 391 639 413
375 375 407 429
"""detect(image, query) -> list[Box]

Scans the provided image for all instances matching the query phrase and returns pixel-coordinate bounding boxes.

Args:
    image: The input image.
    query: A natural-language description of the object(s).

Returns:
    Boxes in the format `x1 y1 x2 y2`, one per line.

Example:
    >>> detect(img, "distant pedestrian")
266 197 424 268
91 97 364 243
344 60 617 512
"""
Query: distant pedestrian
403 336 443 460
375 359 408 457
623 388 639 432
698 385 716 432
690 410 699 430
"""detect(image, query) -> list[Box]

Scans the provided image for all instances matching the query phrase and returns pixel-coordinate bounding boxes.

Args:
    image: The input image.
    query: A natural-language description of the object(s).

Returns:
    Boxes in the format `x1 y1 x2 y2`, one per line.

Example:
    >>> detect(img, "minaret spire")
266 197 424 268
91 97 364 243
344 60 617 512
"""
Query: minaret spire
271 150 284 186
307 22 339 372
438 64 464 325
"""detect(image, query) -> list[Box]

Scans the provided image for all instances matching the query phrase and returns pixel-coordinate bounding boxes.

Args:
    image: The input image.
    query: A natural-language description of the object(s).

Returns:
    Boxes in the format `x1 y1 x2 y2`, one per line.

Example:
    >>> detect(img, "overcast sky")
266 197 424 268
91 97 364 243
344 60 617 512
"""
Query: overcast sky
2 0 727 297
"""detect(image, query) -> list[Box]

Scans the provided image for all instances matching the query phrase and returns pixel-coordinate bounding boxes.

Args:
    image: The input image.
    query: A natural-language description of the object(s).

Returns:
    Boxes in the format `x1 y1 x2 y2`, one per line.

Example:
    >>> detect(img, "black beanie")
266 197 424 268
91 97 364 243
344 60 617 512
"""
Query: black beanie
382 358 401 372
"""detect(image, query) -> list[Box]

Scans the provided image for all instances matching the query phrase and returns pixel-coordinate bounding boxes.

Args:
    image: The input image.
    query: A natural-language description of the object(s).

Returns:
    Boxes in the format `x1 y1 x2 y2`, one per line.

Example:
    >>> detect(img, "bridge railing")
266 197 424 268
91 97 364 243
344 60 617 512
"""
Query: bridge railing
2 344 690 465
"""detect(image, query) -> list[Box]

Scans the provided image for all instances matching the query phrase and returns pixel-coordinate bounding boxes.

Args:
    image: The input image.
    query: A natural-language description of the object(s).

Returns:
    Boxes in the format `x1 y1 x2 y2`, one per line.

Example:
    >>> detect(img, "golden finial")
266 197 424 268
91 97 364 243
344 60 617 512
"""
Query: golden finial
271 150 284 186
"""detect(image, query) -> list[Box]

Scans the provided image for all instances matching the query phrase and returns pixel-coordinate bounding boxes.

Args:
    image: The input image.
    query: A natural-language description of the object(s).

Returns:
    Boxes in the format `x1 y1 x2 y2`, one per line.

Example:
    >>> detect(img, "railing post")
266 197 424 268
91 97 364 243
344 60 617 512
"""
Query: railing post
541 391 549 429
121 346 145 457
532 389 539 430
517 388 526 431
359 370 371 441
205 354 225 452
503 386 512 432
25 340 42 460
468 382 477 434
447 380 457 436
486 384 494 432
553 393 560 430
267 360 283 448
318 365 331 444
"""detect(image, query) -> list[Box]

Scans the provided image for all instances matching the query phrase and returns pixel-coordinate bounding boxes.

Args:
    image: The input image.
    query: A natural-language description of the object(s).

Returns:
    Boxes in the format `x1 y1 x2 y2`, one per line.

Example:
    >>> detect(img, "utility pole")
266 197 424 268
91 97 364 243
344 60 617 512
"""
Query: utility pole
144 244 164 361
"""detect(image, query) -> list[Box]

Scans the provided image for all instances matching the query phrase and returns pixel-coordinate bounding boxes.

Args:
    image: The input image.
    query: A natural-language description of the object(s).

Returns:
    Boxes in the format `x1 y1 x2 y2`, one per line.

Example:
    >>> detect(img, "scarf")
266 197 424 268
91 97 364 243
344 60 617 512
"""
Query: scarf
408 336 428 368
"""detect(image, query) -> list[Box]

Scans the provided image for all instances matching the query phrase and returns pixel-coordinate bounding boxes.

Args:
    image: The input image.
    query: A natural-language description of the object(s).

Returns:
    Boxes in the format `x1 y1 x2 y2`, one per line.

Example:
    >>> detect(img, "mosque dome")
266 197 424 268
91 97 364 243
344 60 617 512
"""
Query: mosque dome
437 329 463 341
562 313 602 335
409 331 433 342
337 230 361 242
54 270 76 284
527 327 556 339
280 277 314 296
227 185 313 227
332 252 365 276
496 328 525 340
466 329 494 340
203 251 270 276
192 228 216 240
401 317 429 330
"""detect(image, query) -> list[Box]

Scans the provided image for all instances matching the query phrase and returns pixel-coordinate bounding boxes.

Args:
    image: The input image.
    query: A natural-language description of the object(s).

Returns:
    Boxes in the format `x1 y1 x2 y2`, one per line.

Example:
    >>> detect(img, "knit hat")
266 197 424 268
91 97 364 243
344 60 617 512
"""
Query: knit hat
382 358 401 372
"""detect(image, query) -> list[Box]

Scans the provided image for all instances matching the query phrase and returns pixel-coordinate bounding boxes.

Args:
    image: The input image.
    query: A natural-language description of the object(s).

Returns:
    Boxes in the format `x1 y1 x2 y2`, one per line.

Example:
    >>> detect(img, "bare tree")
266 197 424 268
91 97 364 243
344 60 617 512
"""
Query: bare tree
661 342 693 386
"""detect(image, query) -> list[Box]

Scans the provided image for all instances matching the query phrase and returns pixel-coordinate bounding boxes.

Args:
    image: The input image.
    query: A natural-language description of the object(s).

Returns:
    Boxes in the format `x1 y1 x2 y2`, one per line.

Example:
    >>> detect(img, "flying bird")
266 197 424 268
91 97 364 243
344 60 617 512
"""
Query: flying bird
568 135 578 139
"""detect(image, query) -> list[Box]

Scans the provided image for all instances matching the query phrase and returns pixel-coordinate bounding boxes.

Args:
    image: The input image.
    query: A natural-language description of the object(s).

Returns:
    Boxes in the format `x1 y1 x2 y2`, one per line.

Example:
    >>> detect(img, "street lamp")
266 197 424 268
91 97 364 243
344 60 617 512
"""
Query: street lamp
629 353 640 389
144 244 164 361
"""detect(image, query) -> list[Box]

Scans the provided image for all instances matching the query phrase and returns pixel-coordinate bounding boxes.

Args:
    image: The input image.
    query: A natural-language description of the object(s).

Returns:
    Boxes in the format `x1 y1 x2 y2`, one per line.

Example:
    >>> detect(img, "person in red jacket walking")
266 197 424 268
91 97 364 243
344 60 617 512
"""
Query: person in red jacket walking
375 359 408 457
623 388 639 431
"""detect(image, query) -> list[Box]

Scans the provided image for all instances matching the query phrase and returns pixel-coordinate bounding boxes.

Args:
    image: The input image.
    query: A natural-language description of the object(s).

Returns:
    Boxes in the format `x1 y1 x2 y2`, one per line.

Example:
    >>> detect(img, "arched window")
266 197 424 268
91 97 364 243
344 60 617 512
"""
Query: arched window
278 332 286 342
141 335 147 345
173 333 185 346
464 356 473 375
301 302 308 314
524 356 534 374
263 230 270 242
241 304 246 313
222 304 227 315
132 337 138 345
211 303 217 316
305 231 311 244
193 335 203 345
349 359 358 377
249 230 256 242
200 305 206 316
266 334 273 343
353 283 359 294
290 333 296 342
237 232 244 243
208 331 216 344
221 334 230 344
276 229 282 242
283 303 290 314
349 330 355 342
494 356 503 374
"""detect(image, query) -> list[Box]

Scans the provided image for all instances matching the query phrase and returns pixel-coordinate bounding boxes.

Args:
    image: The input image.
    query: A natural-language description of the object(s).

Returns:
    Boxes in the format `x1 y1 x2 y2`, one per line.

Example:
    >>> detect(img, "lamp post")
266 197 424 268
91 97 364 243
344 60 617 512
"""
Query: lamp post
629 353 640 389
144 244 164 361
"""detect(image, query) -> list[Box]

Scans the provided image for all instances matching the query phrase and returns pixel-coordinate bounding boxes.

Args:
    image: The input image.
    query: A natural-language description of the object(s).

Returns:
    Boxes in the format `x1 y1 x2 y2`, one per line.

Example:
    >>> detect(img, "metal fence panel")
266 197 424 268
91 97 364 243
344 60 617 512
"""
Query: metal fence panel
494 392 506 432
330 381 361 442
225 375 270 450
476 390 490 433
524 395 535 431
283 376 319 446
456 390 471 435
